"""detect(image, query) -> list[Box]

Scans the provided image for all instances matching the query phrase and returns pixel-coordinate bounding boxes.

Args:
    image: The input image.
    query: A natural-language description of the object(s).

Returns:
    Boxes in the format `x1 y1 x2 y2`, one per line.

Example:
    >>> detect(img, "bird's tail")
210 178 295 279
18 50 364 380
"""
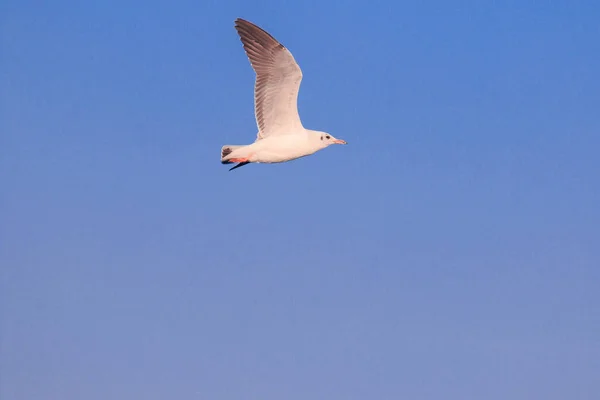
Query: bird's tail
220 145 244 164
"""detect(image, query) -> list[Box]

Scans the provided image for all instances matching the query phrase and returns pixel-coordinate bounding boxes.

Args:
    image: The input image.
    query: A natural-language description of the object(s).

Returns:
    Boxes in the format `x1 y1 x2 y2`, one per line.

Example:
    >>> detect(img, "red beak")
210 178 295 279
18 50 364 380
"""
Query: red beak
333 139 347 144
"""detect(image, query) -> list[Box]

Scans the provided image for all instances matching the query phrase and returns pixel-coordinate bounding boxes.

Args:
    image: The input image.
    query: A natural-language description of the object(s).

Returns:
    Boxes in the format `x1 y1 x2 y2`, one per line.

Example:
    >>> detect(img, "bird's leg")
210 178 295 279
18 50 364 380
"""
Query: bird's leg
227 154 253 171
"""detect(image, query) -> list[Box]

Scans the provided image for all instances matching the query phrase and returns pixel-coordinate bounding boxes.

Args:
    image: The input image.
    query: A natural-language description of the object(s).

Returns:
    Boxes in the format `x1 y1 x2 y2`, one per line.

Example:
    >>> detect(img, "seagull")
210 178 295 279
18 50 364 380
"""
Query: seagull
221 18 347 171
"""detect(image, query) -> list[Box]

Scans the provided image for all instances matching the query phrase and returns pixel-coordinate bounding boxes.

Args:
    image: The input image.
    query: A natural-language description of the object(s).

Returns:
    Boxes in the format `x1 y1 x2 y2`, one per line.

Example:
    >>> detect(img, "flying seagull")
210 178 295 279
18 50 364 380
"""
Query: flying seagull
221 18 347 171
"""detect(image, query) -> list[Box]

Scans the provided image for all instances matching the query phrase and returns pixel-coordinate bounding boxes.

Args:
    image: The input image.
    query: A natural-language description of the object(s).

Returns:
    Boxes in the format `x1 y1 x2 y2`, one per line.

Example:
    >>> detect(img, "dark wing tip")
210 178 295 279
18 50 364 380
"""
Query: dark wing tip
229 161 250 171
234 18 285 50
221 147 233 158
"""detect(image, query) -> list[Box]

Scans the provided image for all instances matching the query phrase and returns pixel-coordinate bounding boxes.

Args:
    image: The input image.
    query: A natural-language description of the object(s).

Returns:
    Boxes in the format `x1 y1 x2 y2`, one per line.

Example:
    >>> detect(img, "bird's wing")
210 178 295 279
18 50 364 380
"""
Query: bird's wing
234 18 304 141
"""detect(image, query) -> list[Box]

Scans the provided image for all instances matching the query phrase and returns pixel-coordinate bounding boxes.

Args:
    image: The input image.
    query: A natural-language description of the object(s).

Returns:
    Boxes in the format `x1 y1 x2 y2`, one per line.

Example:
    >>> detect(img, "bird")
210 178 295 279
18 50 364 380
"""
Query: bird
221 18 347 171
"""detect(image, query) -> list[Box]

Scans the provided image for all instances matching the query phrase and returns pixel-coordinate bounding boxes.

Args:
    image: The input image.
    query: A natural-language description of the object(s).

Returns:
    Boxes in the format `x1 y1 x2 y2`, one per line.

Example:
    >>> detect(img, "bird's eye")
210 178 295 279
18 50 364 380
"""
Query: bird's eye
326 135 331 139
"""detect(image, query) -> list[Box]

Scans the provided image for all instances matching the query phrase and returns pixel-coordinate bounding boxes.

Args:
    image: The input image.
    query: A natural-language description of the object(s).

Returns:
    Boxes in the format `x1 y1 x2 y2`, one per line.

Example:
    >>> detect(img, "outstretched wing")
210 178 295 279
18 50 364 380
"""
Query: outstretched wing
235 18 304 140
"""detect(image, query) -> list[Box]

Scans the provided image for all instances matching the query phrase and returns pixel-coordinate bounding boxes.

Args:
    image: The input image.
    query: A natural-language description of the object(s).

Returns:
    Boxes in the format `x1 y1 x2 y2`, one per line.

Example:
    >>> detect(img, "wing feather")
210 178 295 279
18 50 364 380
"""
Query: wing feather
234 18 304 140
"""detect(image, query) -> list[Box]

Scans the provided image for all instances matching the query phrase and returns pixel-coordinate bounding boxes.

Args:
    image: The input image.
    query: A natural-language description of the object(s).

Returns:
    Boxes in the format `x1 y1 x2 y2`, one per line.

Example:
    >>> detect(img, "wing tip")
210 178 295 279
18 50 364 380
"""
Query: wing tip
233 17 285 50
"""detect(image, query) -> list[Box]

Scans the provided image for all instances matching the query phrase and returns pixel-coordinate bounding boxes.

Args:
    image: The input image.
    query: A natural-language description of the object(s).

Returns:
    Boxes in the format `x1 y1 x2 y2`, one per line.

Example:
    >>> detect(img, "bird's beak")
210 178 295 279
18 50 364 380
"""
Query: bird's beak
333 139 347 145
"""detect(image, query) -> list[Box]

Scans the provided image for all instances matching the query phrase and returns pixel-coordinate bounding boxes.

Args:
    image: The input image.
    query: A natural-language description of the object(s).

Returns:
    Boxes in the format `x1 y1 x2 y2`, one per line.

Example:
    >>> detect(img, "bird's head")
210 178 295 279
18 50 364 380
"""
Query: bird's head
312 131 347 148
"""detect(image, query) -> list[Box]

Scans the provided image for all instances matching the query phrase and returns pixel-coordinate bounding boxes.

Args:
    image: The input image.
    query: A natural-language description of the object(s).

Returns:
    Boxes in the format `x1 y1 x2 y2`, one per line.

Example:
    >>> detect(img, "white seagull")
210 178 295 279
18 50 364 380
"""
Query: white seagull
221 18 347 171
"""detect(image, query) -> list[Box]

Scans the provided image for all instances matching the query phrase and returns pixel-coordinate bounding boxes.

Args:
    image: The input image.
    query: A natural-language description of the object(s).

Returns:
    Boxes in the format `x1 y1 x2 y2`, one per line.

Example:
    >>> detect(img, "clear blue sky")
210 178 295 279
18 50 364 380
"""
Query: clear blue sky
1 0 599 399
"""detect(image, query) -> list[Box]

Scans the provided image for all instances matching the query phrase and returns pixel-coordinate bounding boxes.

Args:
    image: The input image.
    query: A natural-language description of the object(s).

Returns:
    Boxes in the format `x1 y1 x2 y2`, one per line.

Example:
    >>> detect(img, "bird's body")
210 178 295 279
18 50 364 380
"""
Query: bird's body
221 18 346 171
223 131 324 164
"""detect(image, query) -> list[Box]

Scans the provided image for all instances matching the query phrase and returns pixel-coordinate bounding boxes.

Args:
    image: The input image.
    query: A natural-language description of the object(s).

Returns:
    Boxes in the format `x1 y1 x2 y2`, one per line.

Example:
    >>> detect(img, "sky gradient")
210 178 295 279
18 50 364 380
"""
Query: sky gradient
2 1 599 399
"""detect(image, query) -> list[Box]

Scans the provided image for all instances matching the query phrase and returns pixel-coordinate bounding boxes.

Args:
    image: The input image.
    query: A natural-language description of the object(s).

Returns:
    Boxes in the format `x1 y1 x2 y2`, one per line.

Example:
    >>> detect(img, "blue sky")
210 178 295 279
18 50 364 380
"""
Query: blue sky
1 0 599 399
